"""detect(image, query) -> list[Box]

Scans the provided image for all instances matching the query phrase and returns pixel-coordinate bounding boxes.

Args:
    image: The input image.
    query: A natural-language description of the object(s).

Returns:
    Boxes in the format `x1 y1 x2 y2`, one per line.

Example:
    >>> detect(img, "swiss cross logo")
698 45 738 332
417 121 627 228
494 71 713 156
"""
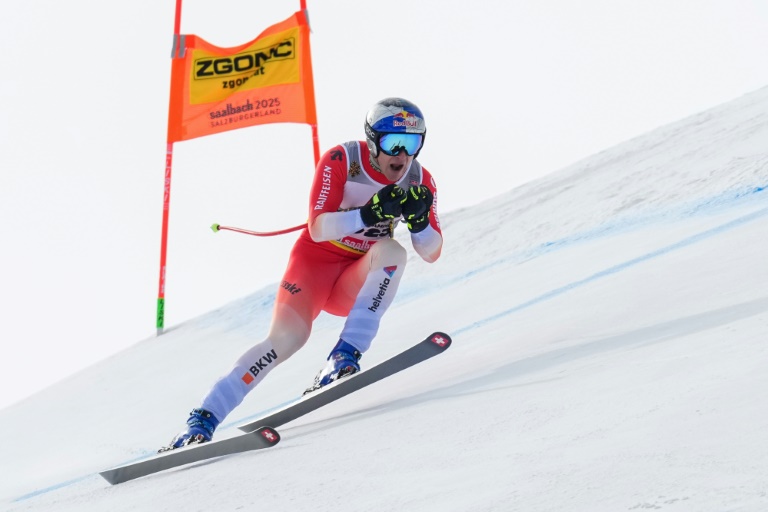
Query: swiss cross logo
431 334 448 347
261 428 278 443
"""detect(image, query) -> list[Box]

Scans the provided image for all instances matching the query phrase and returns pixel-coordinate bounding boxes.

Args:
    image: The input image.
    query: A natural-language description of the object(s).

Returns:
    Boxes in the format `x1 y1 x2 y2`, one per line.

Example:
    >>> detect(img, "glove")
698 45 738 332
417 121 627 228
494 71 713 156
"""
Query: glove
359 184 407 227
402 185 433 233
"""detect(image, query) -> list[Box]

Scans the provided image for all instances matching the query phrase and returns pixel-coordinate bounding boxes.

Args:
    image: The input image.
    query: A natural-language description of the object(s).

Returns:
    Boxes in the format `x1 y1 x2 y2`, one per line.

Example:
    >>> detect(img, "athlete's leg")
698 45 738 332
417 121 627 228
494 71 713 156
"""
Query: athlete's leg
325 238 408 353
197 304 311 422
198 238 345 423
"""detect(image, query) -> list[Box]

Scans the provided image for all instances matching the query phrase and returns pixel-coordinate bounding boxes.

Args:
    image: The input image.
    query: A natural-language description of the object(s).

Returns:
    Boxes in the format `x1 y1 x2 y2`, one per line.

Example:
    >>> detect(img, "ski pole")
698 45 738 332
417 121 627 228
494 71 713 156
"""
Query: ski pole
210 223 307 237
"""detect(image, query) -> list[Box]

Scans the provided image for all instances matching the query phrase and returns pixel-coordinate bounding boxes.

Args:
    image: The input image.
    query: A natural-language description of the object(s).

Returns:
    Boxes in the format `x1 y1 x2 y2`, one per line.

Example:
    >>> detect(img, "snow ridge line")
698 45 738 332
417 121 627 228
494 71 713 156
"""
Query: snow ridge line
454 205 768 335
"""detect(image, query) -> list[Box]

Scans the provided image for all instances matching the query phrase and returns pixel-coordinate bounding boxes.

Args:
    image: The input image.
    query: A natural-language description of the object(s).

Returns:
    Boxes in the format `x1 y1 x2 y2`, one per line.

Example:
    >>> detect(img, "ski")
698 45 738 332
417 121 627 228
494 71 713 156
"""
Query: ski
99 426 280 485
237 331 452 433
99 332 450 485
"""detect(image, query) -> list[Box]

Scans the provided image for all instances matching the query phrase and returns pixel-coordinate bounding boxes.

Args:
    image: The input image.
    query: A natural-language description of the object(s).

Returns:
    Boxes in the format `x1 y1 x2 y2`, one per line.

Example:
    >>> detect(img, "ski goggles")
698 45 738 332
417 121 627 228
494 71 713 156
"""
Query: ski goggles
376 132 424 156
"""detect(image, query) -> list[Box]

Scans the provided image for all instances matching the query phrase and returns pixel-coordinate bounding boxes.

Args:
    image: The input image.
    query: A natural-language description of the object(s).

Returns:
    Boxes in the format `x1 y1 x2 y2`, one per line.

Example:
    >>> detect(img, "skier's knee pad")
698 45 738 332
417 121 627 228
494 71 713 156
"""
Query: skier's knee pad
368 238 407 270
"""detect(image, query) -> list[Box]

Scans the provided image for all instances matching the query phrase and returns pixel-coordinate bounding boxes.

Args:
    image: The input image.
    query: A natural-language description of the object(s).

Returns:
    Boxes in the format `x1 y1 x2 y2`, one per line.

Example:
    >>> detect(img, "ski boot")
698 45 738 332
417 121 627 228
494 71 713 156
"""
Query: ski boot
304 340 362 395
159 408 220 452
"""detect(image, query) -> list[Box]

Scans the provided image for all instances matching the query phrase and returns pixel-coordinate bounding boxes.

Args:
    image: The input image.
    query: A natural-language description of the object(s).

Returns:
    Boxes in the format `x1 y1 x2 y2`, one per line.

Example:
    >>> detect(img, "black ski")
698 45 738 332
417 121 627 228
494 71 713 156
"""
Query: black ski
99 426 280 485
99 332 450 485
237 331 452 433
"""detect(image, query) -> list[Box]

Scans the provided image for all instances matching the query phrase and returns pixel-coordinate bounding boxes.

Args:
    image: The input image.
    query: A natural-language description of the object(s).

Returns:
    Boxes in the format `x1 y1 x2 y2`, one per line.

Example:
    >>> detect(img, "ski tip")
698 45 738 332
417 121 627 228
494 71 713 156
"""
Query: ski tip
253 426 281 446
211 223 221 233
99 469 119 485
428 332 452 350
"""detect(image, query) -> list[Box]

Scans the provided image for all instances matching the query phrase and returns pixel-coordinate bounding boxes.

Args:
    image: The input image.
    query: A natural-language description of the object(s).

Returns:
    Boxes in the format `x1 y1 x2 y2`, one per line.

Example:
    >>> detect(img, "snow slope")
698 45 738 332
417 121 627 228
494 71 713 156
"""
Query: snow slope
2 86 767 512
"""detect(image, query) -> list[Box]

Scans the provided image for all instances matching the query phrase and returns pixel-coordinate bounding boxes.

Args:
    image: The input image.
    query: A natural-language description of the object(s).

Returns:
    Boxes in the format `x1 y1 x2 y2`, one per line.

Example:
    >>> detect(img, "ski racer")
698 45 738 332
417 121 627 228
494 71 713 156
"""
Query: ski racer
163 97 443 450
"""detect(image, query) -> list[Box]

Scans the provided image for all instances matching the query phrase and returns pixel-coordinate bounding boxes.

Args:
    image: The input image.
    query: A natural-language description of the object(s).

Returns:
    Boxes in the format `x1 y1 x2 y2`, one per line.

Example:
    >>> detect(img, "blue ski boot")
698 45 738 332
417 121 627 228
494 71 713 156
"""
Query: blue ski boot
160 408 220 452
304 340 362 394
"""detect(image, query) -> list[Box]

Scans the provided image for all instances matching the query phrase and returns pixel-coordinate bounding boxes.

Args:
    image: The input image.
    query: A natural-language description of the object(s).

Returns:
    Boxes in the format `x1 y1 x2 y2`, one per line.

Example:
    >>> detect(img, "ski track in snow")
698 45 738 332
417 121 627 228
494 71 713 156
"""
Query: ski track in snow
455 198 767 335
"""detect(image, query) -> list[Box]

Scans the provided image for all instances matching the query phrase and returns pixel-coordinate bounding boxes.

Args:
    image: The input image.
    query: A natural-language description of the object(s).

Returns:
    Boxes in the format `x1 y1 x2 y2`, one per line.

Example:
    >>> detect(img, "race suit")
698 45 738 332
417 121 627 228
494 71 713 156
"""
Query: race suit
198 140 442 422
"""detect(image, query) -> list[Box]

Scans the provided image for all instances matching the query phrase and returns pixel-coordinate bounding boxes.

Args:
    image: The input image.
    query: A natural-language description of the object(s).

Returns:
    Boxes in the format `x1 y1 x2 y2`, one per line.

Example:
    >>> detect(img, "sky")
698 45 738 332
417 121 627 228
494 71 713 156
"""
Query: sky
1 83 766 510
1 0 768 411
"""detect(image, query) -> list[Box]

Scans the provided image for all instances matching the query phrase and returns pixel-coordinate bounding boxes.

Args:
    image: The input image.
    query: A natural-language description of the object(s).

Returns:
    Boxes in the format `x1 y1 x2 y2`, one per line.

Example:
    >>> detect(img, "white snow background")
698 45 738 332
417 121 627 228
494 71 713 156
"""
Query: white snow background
1 86 767 511
4 0 768 412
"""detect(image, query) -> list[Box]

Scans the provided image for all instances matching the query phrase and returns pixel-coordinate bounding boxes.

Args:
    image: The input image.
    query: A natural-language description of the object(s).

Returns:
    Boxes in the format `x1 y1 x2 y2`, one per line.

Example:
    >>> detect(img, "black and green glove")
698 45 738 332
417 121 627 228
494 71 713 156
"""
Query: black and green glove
402 185 433 233
359 184 407 227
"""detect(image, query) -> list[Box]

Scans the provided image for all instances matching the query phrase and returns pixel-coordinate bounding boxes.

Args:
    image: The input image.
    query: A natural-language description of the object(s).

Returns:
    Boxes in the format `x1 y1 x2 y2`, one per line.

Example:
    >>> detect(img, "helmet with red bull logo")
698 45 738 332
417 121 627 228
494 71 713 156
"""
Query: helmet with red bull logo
364 97 427 158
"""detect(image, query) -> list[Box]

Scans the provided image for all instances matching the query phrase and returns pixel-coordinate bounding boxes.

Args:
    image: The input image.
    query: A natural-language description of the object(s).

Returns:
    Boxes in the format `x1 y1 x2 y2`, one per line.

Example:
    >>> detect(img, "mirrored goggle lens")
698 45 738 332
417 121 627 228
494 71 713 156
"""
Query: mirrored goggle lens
378 133 423 156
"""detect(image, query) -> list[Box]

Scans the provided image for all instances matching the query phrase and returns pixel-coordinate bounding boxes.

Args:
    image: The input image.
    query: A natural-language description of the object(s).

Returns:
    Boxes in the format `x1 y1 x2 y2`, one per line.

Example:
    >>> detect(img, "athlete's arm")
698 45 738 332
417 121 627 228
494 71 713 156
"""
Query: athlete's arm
306 147 366 242
411 225 442 263
310 210 366 242
410 169 442 262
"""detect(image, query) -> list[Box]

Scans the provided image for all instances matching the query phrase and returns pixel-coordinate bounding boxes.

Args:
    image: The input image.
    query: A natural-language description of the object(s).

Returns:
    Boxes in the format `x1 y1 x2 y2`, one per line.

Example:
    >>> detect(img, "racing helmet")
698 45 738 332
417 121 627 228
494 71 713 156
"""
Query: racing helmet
364 98 427 158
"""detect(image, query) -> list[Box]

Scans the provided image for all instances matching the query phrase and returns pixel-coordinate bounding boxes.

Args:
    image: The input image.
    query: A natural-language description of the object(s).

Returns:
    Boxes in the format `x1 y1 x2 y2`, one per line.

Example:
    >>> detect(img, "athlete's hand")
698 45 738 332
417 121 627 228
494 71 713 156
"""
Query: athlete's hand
359 184 407 227
402 185 433 233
